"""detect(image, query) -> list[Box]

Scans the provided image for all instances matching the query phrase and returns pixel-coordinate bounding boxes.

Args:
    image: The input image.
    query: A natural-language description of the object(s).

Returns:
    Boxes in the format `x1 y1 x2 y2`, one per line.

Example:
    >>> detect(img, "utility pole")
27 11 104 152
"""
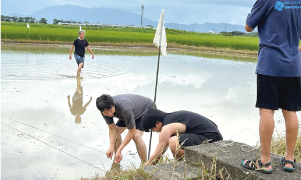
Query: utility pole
225 23 226 32
141 5 144 28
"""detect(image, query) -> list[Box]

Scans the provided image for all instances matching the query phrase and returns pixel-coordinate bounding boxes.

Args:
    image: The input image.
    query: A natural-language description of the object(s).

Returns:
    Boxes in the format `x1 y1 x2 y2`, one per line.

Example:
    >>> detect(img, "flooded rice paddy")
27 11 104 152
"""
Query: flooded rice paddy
1 44 300 179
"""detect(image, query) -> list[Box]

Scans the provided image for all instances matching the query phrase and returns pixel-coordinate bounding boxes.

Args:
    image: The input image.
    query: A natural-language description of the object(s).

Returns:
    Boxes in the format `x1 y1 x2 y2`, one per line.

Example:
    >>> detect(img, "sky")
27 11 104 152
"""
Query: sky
1 0 256 25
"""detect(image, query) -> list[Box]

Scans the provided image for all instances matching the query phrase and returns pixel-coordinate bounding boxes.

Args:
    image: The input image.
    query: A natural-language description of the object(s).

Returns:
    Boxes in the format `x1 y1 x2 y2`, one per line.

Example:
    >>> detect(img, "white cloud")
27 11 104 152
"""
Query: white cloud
2 0 255 25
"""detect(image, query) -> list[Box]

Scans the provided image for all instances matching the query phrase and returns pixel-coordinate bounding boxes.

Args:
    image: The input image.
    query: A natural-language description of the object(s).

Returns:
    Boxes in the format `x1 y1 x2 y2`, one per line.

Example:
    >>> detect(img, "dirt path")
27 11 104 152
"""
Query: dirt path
1 39 258 59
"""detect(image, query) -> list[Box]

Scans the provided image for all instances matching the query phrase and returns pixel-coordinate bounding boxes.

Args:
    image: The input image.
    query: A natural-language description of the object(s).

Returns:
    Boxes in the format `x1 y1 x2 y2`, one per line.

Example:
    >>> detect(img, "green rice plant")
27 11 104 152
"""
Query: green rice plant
1 22 261 51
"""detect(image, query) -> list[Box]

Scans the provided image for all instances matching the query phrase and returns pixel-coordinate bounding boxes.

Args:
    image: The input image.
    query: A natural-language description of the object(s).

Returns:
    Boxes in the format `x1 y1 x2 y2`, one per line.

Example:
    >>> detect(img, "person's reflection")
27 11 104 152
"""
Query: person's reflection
67 78 92 124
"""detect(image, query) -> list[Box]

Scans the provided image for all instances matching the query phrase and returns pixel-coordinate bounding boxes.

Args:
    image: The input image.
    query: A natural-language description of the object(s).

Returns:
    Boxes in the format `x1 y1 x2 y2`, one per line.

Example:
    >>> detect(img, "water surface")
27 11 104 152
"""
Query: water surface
1 44 299 179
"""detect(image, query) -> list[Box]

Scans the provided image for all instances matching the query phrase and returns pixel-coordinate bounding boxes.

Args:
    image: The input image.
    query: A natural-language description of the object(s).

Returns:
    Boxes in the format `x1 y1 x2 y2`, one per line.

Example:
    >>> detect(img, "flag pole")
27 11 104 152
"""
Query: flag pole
148 10 164 160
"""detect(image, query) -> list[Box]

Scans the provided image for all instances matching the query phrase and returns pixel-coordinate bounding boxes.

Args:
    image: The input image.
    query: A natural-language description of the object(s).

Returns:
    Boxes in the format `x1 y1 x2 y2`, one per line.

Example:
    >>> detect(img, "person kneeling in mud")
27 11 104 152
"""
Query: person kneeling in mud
142 109 223 166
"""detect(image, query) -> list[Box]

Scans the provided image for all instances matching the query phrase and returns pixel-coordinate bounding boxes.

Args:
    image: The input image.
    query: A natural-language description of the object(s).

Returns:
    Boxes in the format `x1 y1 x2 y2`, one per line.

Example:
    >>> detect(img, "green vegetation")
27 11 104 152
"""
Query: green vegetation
82 157 230 180
81 131 301 180
1 22 260 51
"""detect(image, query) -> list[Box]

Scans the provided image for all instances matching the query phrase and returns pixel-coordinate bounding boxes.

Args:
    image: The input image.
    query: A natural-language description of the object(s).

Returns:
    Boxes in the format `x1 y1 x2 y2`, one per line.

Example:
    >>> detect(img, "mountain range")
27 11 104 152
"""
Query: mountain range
6 4 247 33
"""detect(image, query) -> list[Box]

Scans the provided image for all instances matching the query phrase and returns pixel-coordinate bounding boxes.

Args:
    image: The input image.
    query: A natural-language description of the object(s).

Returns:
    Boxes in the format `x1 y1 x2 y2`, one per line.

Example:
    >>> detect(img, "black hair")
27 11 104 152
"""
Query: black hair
141 109 167 132
96 94 115 112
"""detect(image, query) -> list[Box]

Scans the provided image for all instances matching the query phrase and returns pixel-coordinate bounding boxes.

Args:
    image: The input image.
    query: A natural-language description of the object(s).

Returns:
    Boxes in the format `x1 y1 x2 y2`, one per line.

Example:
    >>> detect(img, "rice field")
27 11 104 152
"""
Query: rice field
1 22 260 50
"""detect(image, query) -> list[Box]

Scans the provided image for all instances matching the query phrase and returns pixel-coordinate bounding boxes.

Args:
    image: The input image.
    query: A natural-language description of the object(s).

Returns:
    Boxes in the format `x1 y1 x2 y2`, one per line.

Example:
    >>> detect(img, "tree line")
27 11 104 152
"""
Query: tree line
1 15 88 24
1 15 48 24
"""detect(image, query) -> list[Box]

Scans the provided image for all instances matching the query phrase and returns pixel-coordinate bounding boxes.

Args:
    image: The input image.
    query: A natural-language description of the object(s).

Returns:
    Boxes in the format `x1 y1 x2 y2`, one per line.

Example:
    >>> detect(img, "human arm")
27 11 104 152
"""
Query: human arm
107 123 117 160
114 127 136 163
67 95 71 109
69 45 75 60
144 123 186 166
144 128 171 166
245 24 254 32
87 46 94 59
83 96 92 108
114 109 136 163
245 0 269 32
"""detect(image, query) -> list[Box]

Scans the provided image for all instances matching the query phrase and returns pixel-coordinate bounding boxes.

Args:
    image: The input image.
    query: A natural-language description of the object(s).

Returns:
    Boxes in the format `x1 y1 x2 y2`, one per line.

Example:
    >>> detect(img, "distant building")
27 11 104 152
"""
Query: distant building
57 22 152 29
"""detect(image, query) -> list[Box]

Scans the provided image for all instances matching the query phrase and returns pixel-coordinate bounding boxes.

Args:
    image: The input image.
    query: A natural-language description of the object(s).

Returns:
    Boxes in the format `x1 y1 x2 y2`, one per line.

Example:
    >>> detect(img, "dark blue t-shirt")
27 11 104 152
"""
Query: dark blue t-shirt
246 0 301 77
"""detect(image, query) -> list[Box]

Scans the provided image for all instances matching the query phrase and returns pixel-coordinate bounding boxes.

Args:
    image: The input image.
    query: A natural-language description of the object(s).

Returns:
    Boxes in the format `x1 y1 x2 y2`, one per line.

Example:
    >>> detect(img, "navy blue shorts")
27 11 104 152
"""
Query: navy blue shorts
256 74 301 111
74 54 85 68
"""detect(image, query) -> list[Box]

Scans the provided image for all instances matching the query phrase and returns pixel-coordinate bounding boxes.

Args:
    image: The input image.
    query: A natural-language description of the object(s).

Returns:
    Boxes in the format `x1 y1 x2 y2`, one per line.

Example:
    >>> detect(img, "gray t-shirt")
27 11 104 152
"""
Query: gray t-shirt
102 94 154 129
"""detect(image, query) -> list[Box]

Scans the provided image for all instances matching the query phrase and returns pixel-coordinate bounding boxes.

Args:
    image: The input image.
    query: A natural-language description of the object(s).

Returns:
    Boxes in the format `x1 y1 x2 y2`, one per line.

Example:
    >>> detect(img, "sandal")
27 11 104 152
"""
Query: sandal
241 158 273 174
281 157 296 172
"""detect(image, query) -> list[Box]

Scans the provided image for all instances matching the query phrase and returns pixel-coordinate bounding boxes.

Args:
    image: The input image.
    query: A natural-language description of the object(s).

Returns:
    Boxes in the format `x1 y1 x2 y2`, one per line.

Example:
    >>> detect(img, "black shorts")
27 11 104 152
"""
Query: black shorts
256 74 301 111
175 133 223 149
116 116 144 131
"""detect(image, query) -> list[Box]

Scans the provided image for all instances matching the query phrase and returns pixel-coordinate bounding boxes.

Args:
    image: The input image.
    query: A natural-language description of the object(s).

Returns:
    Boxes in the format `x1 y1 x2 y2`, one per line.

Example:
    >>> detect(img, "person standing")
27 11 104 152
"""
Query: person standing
69 30 94 77
242 0 301 174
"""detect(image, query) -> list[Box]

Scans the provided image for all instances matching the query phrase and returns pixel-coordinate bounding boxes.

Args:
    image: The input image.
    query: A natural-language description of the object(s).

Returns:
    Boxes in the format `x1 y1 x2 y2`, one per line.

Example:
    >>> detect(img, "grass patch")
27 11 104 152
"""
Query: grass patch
81 164 154 180
271 132 301 163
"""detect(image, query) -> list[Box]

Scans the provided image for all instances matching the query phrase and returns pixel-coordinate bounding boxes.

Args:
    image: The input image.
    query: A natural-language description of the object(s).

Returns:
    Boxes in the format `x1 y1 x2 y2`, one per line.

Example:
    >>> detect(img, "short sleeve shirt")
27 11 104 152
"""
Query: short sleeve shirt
73 38 89 57
246 0 301 77
162 111 222 136
101 94 154 129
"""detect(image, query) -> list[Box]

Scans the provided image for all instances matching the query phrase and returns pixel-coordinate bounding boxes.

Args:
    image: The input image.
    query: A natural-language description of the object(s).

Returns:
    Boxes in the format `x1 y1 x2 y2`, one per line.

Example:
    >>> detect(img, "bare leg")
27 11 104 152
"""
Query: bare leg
77 63 83 76
282 109 298 168
259 108 274 170
133 130 147 162
169 136 185 161
114 126 126 161
244 108 274 169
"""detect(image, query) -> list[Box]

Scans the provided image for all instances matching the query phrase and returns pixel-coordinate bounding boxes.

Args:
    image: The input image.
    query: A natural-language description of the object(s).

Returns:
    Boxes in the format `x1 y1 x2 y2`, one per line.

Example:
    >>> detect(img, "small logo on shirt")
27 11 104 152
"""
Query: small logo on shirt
274 1 285 11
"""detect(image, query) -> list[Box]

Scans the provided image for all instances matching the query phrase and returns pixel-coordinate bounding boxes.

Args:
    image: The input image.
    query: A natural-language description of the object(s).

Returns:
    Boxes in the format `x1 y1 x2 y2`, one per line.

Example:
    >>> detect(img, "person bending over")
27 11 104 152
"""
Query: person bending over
96 94 155 163
142 109 223 166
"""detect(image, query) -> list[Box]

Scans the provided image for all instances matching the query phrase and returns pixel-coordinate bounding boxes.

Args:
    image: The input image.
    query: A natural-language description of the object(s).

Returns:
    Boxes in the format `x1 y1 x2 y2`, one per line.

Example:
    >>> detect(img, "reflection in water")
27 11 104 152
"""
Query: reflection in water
2 46 300 179
67 77 92 124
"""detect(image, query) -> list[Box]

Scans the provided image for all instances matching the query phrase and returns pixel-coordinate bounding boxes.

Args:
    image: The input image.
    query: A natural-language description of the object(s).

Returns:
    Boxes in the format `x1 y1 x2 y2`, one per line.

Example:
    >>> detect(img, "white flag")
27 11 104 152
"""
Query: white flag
153 9 167 58
27 23 30 29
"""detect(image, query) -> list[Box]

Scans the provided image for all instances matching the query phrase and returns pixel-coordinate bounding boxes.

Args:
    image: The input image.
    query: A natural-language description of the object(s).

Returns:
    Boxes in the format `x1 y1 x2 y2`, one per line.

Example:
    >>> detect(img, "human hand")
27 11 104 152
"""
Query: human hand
144 161 150 167
90 96 92 101
298 46 301 52
67 95 70 99
69 55 72 60
114 150 123 163
106 147 114 160
92 54 94 59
